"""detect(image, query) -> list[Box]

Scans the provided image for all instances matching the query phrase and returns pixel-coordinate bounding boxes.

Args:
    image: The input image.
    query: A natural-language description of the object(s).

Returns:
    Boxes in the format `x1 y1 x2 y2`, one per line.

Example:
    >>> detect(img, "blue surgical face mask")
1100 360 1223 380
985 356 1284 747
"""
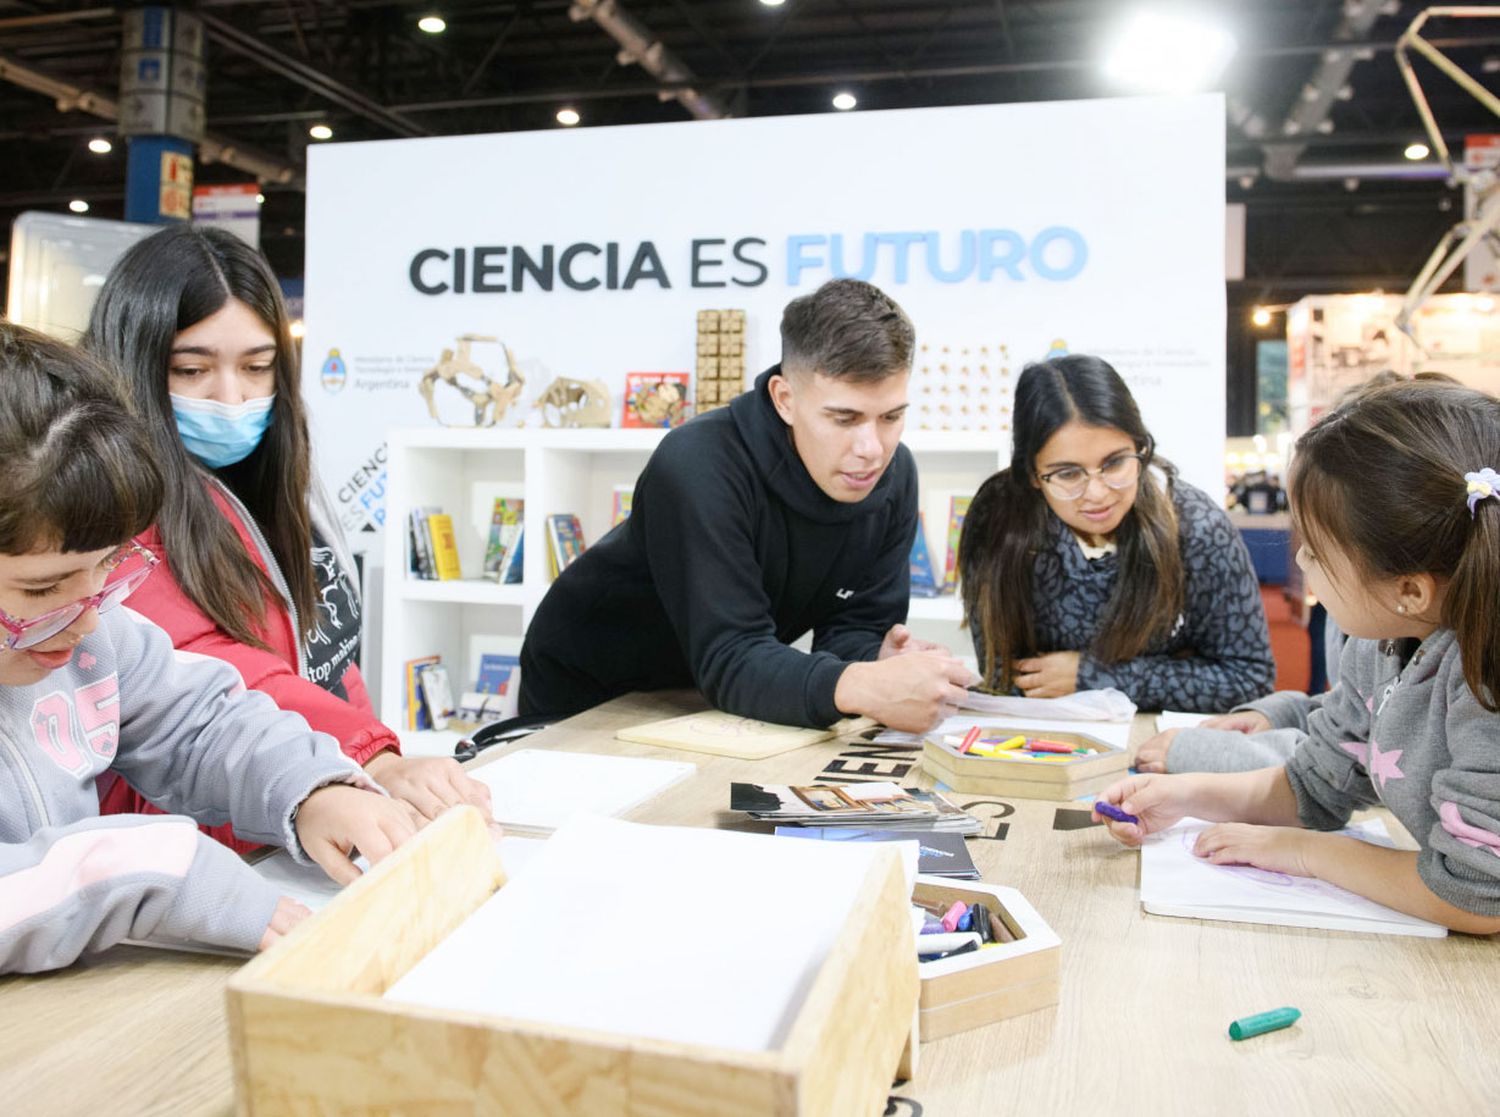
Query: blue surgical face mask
169 392 276 468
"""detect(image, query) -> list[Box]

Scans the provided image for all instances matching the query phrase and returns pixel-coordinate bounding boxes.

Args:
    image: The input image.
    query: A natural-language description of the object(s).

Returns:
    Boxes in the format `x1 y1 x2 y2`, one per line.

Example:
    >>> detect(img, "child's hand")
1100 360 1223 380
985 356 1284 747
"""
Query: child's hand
1092 774 1191 846
1193 823 1316 877
365 753 494 824
257 895 312 951
1133 728 1180 773
295 784 421 885
1200 711 1273 734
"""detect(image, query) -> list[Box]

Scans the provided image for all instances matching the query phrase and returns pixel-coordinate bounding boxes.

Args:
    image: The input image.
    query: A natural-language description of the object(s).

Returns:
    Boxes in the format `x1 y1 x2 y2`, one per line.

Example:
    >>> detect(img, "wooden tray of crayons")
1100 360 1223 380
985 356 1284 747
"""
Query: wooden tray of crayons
921 725 1128 801
911 876 1061 1041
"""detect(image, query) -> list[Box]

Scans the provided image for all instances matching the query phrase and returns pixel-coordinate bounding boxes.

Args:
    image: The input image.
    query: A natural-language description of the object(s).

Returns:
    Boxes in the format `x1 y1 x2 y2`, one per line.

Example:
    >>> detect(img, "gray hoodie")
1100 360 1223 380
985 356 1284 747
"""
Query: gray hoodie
1285 629 1500 915
0 606 377 973
1168 618 1348 773
1178 629 1500 916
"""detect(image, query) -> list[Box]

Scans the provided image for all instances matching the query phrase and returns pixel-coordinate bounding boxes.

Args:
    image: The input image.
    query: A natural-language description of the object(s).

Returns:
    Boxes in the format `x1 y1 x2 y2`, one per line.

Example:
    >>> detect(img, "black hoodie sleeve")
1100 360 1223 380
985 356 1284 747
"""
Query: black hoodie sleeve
812 448 917 662
638 435 849 728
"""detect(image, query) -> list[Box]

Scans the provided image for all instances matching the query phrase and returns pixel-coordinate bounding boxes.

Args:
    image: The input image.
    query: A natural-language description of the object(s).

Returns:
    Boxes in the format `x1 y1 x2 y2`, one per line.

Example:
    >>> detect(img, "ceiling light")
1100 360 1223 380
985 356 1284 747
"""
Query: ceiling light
87 137 112 154
309 123 333 141
1404 141 1430 161
1102 10 1237 94
556 107 580 126
831 91 857 111
418 15 446 33
256 193 266 204
289 319 307 339
68 199 89 213
760 0 786 6
1251 306 1272 328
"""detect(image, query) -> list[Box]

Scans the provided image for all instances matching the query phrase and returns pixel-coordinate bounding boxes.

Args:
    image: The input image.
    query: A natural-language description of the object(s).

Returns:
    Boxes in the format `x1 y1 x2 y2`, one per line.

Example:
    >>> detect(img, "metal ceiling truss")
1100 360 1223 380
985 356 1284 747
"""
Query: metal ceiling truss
1394 5 1500 334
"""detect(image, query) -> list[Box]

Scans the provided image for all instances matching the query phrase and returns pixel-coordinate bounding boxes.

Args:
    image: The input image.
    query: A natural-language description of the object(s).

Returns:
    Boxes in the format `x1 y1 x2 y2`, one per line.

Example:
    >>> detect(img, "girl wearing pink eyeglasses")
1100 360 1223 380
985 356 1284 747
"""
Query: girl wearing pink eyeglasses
0 323 419 973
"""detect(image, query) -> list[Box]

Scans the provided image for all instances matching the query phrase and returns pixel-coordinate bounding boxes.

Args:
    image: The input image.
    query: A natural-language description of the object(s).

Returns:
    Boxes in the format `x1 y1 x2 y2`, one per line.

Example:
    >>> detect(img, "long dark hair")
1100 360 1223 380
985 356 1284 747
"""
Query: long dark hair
959 355 1184 691
0 322 163 555
1290 379 1500 711
82 225 315 648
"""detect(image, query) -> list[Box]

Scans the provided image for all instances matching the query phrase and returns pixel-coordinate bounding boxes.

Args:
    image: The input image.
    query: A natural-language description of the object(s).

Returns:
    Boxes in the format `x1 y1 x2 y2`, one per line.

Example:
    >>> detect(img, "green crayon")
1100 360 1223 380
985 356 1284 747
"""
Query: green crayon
1228 1006 1301 1041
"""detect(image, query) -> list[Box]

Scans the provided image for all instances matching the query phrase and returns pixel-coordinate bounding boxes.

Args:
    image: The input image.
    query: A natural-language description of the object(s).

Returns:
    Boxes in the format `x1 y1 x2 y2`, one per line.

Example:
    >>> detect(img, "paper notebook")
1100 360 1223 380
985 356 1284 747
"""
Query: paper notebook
467 748 695 833
384 815 913 1052
1139 817 1447 938
616 709 875 760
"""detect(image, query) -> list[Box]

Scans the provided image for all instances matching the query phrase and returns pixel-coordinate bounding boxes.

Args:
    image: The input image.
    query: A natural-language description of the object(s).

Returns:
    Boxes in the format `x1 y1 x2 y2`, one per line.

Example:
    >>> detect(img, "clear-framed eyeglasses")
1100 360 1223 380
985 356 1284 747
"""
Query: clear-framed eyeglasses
0 543 159 651
1037 448 1150 501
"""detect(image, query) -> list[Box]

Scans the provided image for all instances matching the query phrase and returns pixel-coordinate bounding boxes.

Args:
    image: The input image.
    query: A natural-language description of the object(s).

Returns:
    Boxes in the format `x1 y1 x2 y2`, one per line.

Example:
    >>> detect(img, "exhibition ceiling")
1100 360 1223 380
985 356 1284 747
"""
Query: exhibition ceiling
0 0 1496 296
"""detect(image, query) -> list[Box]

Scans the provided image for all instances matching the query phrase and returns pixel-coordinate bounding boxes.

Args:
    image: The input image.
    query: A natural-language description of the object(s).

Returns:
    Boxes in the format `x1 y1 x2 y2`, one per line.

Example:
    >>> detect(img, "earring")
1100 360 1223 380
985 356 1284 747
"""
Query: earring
1397 604 1407 614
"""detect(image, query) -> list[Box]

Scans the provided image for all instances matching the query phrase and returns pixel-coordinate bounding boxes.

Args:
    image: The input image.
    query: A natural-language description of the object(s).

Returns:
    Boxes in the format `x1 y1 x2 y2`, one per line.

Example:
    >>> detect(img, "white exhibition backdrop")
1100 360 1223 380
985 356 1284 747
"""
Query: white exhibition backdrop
302 93 1227 541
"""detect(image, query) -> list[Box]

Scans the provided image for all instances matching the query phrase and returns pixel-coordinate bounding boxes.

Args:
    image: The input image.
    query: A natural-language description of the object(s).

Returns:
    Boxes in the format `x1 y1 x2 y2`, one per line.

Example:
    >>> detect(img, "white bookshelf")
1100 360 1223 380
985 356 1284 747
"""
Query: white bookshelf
381 425 1002 731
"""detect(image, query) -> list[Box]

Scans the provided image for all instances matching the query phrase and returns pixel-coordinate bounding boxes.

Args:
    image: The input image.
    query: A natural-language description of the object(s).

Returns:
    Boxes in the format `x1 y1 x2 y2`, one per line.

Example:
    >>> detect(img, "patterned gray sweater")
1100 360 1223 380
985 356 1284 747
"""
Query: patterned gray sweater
977 479 1275 712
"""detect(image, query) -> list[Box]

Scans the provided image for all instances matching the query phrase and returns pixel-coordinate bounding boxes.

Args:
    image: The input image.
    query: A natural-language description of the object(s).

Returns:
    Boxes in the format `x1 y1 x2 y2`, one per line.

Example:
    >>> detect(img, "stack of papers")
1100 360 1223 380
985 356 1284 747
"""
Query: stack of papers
385 815 913 1051
730 781 982 834
467 748 695 834
776 826 980 878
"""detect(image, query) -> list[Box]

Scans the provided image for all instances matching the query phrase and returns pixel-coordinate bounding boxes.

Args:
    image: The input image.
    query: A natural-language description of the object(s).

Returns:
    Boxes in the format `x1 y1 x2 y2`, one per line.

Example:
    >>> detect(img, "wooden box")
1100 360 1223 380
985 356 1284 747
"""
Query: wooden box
912 877 1060 1041
921 726 1128 801
228 808 919 1115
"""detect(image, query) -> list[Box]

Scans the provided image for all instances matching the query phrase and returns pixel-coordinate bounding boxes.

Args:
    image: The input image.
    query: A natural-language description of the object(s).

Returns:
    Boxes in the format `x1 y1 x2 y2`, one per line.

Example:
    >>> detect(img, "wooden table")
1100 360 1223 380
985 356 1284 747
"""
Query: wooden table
3 693 1497 1115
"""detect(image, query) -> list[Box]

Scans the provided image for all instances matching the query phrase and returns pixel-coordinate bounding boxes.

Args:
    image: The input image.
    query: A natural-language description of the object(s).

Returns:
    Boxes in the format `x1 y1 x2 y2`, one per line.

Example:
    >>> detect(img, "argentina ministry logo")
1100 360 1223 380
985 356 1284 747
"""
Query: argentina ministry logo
320 348 348 393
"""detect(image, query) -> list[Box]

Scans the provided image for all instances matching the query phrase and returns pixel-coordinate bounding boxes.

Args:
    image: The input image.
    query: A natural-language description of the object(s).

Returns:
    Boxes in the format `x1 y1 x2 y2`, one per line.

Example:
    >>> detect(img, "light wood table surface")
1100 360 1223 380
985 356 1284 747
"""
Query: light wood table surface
2 692 1496 1115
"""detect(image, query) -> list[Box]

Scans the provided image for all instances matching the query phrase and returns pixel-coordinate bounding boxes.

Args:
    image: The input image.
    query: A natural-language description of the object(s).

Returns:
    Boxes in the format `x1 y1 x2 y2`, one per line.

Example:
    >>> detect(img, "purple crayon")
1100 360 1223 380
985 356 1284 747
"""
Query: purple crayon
1094 800 1140 825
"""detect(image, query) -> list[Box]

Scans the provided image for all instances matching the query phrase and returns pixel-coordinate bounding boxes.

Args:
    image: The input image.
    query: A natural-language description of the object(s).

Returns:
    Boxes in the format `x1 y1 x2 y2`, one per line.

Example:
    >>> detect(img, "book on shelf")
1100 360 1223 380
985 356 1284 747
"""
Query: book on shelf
482 497 524 583
427 513 462 581
909 511 941 597
403 654 441 730
621 371 691 428
408 506 440 580
942 495 972 593
499 527 524 584
417 663 456 731
476 652 520 694
611 484 634 527
545 513 586 579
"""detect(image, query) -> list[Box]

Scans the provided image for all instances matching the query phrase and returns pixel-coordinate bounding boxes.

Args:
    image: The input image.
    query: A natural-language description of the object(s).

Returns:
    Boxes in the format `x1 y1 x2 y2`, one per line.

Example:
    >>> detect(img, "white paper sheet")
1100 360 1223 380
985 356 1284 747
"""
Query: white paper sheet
1155 710 1215 732
959 688 1136 722
467 749 696 833
252 835 548 911
385 816 912 1052
1139 817 1447 938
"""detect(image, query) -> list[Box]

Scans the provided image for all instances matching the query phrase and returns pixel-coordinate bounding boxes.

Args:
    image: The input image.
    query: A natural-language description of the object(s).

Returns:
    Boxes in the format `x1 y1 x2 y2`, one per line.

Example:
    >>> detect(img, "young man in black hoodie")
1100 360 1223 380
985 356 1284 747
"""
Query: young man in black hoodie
519 279 977 732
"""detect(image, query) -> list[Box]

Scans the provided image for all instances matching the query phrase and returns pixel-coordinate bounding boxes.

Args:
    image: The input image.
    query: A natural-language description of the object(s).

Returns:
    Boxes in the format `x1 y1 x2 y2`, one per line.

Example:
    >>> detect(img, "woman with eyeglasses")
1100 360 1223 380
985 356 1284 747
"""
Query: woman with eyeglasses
958 354 1274 711
82 225 492 848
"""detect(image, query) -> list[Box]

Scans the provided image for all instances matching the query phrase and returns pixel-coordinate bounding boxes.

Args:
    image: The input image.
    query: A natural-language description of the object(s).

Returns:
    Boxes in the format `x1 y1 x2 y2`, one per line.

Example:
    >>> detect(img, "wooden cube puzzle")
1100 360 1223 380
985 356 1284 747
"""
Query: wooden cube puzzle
695 308 747 413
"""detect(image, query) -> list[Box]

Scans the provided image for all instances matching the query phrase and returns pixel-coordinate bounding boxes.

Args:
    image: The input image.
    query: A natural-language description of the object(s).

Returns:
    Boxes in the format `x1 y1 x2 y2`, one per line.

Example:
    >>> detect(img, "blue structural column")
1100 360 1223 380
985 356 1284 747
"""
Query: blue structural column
119 7 206 224
124 135 194 225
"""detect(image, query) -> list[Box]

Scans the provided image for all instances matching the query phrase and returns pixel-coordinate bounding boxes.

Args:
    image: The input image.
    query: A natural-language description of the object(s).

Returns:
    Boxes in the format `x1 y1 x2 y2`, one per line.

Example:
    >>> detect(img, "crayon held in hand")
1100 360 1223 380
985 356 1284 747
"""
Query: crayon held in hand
1093 800 1139 825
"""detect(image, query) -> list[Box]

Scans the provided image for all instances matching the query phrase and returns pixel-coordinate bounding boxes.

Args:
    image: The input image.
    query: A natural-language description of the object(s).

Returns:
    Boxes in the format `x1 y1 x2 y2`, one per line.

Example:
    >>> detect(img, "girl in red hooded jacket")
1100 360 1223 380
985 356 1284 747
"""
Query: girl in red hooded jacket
83 225 491 849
